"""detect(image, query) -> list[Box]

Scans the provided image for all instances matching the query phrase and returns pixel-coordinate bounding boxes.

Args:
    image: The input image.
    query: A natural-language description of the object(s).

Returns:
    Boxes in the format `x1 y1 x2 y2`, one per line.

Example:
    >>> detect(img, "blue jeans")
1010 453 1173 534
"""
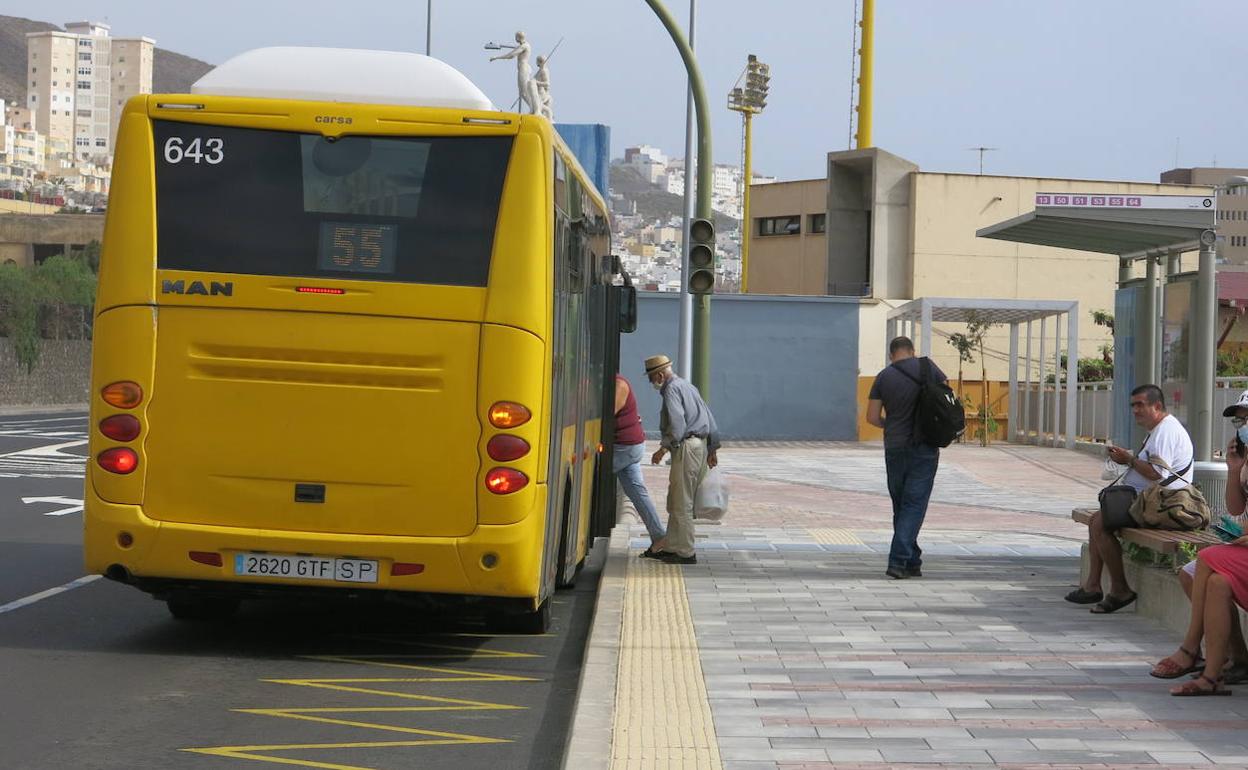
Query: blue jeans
884 443 940 571
614 443 666 542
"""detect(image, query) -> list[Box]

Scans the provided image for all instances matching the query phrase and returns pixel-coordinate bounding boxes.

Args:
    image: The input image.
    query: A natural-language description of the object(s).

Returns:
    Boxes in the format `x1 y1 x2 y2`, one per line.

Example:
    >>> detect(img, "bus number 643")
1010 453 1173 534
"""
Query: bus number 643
164 137 225 165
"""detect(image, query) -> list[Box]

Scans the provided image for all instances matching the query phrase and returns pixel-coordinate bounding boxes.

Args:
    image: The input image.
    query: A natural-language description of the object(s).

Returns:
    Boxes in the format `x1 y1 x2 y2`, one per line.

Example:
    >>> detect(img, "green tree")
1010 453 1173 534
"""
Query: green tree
0 263 41 372
35 253 96 339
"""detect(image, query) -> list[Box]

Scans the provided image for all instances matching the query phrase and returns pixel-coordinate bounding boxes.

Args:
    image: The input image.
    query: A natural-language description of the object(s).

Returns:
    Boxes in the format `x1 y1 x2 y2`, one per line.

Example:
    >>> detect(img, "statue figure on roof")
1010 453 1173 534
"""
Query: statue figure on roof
489 31 540 114
534 55 553 121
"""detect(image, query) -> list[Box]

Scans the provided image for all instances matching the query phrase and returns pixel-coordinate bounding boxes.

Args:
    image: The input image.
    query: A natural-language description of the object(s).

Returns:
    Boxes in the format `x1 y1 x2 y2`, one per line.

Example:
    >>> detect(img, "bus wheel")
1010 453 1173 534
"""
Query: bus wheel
489 599 551 635
166 596 239 621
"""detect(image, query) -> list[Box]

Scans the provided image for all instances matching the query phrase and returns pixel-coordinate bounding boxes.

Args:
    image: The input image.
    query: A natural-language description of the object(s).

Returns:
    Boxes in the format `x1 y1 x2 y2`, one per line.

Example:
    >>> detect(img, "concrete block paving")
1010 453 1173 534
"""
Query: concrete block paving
572 444 1248 769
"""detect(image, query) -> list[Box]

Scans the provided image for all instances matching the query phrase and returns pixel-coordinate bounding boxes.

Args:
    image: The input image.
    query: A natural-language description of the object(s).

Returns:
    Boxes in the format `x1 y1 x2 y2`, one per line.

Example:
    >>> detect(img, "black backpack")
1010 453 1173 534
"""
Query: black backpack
892 357 965 448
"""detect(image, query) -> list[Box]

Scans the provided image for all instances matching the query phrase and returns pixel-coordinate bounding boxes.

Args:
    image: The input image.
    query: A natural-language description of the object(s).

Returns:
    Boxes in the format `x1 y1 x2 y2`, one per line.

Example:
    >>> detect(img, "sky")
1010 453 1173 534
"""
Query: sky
9 0 1248 183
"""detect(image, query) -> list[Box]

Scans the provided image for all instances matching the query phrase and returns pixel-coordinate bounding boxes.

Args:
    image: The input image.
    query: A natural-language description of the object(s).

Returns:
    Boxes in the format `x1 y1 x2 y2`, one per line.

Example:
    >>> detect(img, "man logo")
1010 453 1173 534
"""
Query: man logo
161 280 233 296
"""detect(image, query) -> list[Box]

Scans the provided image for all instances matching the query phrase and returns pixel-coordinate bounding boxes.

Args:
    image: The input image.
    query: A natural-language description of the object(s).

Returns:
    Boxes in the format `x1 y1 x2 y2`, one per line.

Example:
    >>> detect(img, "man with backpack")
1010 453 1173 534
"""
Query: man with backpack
866 336 956 579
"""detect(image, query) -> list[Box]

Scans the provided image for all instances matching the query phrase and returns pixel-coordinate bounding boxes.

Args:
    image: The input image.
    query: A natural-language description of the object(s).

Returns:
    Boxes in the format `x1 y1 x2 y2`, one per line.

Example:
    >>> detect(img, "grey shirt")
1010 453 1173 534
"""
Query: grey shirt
659 375 721 452
869 356 948 449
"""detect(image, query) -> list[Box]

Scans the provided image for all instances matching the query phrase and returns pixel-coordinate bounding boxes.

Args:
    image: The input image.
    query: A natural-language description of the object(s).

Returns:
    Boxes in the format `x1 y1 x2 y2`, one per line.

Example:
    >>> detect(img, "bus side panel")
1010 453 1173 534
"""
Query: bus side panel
476 324 545 526
483 130 552 483
97 101 157 313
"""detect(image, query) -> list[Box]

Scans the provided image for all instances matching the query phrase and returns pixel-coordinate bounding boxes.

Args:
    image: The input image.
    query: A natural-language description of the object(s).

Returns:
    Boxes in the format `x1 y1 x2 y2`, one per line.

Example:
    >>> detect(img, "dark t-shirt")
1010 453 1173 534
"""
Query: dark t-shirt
868 356 948 449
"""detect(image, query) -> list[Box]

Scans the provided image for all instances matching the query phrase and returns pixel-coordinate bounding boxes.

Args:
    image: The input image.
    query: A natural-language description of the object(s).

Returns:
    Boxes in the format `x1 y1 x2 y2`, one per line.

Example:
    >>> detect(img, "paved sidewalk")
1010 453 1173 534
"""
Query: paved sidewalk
567 443 1248 770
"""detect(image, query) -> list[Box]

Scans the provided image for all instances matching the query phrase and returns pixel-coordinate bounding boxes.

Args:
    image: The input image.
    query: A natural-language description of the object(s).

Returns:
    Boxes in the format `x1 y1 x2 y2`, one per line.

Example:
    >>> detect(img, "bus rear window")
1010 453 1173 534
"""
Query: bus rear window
153 120 512 286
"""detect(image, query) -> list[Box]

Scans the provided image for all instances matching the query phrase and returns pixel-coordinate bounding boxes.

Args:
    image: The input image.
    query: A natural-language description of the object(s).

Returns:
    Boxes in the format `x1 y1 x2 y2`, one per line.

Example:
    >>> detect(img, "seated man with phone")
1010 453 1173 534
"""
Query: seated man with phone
1066 384 1194 614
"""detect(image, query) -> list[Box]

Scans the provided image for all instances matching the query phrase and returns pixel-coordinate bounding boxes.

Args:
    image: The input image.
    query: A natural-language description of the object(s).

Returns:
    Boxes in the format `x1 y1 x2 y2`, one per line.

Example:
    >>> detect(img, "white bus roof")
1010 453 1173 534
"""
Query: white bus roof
191 47 497 111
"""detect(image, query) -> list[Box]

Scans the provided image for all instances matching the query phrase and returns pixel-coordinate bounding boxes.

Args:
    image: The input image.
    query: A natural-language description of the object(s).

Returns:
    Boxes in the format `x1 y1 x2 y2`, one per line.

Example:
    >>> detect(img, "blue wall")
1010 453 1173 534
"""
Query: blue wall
619 293 862 441
554 123 610 197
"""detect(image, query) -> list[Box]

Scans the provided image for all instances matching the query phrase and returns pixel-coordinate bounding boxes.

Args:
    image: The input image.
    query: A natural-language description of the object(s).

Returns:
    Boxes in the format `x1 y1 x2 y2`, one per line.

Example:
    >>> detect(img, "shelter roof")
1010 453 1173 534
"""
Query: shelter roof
886 297 1076 325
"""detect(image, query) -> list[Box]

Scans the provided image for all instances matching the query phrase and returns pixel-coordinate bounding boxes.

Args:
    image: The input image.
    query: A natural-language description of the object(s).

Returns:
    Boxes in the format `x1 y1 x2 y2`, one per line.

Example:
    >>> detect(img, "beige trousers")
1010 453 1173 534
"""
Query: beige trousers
665 436 707 558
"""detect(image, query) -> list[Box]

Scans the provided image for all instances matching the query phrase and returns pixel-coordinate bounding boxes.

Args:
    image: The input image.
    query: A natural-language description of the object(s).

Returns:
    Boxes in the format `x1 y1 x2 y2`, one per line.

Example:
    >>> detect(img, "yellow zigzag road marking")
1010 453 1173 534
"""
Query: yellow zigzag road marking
183 644 541 770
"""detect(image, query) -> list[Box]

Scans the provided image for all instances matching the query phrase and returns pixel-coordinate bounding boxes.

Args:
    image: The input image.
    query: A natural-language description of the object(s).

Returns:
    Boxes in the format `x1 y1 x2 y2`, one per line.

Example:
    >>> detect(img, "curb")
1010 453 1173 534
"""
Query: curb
561 526 628 770
0 403 88 417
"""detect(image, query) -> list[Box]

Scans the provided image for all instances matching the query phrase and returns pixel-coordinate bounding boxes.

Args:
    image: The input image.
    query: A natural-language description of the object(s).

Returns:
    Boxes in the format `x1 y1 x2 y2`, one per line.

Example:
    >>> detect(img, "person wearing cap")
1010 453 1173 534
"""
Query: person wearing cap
1150 391 1248 694
645 354 720 565
1067 384 1193 614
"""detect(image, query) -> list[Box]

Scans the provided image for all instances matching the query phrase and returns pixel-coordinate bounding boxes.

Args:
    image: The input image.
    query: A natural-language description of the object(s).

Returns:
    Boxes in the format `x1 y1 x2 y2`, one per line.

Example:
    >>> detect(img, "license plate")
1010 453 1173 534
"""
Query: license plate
233 553 379 584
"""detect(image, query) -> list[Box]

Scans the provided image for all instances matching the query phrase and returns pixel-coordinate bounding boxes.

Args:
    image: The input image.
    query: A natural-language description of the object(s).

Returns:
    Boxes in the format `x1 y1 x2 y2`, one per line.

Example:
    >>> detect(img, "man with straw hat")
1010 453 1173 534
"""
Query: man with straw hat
644 354 720 565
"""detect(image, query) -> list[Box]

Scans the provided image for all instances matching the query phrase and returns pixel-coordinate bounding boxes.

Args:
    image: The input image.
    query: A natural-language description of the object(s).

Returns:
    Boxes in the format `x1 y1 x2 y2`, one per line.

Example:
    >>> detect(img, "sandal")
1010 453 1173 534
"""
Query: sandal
1091 591 1137 614
1171 674 1232 696
639 548 663 559
1151 646 1205 679
1064 587 1104 604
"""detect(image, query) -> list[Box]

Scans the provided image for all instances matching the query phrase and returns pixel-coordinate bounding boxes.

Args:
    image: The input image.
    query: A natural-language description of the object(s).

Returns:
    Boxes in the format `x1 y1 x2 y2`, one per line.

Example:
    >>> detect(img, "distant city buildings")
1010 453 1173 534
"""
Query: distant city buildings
27 22 154 166
1 20 154 206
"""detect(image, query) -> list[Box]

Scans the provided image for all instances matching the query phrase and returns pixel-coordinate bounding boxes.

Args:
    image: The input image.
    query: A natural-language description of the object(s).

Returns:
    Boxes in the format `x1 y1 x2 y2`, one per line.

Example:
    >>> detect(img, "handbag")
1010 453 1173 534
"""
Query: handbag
1098 481 1138 532
1098 439 1144 532
1129 455 1210 531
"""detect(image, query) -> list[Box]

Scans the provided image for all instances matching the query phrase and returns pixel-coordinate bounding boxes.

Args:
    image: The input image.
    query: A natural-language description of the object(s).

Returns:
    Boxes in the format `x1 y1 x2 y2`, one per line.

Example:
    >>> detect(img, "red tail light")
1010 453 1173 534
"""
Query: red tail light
485 467 528 494
487 434 530 462
488 401 531 428
98 447 139 474
189 551 223 567
99 414 141 441
391 562 426 576
101 381 143 408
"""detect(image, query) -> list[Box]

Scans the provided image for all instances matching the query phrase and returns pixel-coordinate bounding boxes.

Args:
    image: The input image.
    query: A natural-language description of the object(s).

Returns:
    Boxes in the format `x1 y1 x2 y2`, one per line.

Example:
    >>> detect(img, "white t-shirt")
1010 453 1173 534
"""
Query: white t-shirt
1123 414 1194 492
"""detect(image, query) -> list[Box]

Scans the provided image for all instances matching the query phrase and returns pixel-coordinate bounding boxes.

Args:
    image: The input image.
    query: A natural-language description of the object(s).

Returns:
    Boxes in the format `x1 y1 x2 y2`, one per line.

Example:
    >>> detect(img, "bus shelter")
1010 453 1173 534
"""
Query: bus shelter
977 193 1217 458
887 298 1079 448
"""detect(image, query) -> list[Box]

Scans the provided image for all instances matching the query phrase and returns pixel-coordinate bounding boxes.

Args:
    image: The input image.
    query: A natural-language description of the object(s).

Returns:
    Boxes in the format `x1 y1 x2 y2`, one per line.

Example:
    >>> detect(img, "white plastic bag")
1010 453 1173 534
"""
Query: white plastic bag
694 466 729 521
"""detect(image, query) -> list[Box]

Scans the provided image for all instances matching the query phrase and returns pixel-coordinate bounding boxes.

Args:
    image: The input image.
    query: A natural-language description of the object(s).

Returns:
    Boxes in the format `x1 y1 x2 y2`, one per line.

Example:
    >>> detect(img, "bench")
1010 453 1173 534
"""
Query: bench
1071 507 1223 555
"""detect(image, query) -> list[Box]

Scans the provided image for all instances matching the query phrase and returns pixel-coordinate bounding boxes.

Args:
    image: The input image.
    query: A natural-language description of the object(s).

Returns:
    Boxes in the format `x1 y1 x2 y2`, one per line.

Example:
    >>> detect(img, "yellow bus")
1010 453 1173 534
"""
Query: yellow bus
84 47 635 633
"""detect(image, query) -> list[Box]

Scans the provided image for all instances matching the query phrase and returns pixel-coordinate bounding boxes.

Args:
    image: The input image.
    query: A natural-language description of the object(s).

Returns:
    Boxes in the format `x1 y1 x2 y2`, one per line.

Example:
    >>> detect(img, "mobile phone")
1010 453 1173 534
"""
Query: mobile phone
1237 435 1245 458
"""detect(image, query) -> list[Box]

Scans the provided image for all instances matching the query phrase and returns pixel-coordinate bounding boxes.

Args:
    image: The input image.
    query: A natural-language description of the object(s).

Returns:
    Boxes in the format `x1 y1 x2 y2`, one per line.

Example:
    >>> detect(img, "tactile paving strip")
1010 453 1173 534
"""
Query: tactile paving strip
610 556 722 769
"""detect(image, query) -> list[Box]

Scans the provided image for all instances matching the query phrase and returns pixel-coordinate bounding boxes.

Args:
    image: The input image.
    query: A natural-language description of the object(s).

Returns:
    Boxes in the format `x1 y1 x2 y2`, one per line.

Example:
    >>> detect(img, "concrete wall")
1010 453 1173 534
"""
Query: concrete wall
747 179 827 295
0 213 105 267
620 293 861 441
0 339 91 405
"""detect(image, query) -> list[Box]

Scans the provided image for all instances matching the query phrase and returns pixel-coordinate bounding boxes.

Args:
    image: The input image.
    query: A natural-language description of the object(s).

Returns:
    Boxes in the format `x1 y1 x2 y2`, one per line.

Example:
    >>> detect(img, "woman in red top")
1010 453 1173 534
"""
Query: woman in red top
614 374 666 555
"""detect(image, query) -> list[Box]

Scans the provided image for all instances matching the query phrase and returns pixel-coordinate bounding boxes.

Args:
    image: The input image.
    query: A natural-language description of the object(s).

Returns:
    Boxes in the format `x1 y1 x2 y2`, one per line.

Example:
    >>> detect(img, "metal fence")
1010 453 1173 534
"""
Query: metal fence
1045 378 1248 449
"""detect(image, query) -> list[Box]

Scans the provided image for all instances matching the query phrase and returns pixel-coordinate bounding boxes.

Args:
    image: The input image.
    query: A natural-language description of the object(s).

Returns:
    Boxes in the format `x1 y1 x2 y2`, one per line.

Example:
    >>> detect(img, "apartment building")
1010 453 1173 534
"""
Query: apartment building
1160 167 1248 265
27 22 154 165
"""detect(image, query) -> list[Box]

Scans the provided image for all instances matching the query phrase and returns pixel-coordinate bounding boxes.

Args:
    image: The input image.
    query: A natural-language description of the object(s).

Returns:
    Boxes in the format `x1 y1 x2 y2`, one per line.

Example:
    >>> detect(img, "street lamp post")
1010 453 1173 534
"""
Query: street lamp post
727 55 770 293
426 0 432 56
644 0 714 396
1193 175 1248 461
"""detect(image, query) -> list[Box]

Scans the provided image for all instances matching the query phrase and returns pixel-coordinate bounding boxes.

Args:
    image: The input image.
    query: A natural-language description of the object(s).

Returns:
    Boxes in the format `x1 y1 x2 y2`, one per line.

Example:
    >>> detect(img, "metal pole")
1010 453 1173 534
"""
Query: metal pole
740 111 753 293
1053 314 1062 448
1038 317 1047 445
1192 234 1218 461
1024 320 1033 442
676 0 696 380
1142 255 1157 386
920 300 932 358
645 0 713 396
1009 323 1018 444
1066 307 1078 449
854 0 874 148
425 0 432 56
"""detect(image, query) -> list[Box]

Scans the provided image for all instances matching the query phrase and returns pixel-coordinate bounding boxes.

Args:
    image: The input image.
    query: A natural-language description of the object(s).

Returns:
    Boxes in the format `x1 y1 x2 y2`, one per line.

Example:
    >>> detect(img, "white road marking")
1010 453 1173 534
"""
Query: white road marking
0 439 88 479
0 575 102 615
22 496 85 517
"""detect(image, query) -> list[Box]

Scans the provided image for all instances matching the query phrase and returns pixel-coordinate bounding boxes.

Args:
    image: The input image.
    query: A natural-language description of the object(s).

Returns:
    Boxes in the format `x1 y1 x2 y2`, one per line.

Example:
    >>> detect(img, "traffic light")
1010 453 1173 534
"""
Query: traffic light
688 217 715 295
